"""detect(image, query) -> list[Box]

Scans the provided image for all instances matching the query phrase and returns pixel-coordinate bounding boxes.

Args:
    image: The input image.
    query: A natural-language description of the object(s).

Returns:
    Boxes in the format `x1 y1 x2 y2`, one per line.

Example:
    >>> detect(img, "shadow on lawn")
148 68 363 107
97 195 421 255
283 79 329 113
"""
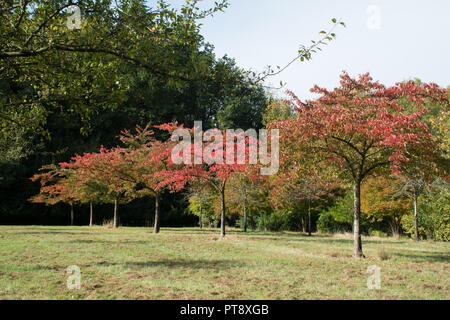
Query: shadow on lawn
12 231 94 236
29 258 244 272
391 251 450 263
304 238 411 245
123 259 244 269
70 239 150 245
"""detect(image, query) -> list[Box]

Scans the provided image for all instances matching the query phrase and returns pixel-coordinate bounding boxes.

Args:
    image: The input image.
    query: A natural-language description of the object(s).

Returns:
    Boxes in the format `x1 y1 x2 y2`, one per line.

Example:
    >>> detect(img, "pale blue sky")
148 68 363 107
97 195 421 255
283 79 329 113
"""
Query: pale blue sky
162 0 450 100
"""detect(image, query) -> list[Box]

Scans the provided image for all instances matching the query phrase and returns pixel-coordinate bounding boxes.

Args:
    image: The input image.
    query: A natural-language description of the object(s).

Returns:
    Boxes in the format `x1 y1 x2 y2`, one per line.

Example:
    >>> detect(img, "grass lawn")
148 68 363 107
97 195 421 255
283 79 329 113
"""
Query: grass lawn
0 225 448 300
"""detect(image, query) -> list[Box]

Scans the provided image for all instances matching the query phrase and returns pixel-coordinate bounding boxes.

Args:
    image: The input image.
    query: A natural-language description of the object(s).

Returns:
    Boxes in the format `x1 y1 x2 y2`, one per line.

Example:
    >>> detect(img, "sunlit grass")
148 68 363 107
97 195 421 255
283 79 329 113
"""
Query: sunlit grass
0 226 448 299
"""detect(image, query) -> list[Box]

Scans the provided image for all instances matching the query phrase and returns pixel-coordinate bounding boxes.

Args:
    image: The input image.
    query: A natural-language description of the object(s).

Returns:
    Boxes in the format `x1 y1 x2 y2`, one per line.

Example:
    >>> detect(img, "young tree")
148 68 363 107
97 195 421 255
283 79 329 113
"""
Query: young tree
69 169 107 227
30 165 79 225
186 179 216 229
155 124 265 238
195 161 244 239
272 72 448 258
401 178 450 241
226 172 267 232
361 175 410 236
62 147 136 228
394 160 447 241
272 165 337 236
118 125 181 234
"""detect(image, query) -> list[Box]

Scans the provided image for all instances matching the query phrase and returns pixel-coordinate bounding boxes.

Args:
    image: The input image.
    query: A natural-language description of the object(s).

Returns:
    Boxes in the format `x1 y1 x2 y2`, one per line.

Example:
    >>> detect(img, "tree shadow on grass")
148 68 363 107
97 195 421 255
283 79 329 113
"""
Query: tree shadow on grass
69 239 151 245
390 251 450 263
162 228 220 234
13 231 94 236
286 237 411 246
25 258 244 273
123 259 244 270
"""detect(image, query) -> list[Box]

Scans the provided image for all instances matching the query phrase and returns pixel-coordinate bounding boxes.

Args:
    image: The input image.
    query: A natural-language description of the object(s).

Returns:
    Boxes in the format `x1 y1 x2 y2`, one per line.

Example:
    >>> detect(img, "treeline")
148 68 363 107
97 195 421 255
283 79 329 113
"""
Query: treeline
28 73 450 253
1 1 449 259
0 0 343 228
0 1 273 226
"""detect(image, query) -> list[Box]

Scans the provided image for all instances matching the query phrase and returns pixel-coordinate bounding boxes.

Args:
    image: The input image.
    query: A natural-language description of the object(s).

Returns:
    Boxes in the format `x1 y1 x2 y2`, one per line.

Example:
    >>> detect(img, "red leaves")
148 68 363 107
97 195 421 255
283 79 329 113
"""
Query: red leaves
153 126 263 193
273 71 448 181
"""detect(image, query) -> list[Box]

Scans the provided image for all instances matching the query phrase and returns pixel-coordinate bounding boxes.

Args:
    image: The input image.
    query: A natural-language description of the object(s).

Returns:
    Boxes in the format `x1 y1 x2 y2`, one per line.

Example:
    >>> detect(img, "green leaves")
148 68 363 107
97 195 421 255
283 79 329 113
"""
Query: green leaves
0 0 229 137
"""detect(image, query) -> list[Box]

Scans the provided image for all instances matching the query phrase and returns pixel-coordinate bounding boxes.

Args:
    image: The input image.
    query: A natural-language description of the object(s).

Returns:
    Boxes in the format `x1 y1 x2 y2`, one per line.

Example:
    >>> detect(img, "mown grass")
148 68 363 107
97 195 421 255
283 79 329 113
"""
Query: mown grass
0 226 448 300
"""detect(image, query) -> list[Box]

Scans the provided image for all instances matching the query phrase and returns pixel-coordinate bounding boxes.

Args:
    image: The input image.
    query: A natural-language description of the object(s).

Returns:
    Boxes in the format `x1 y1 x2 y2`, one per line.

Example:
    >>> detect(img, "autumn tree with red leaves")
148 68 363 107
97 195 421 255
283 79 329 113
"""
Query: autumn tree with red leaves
272 72 449 258
62 147 136 228
30 165 80 225
118 125 177 234
155 124 267 238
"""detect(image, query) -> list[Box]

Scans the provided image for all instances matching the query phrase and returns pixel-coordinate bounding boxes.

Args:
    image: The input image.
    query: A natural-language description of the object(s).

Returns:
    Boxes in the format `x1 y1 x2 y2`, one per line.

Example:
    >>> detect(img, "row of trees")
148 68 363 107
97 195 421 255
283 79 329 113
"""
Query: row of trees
30 72 449 259
31 125 174 232
1 1 345 228
31 123 265 238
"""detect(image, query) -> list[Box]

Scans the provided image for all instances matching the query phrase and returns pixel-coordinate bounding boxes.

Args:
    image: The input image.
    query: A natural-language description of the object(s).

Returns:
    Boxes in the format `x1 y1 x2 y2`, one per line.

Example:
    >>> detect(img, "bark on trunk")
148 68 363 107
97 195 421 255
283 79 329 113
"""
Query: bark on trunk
243 202 248 233
220 187 226 239
89 201 93 227
154 192 160 234
413 194 419 242
250 216 255 231
353 180 364 258
113 199 118 228
308 198 312 237
199 203 203 229
70 205 74 226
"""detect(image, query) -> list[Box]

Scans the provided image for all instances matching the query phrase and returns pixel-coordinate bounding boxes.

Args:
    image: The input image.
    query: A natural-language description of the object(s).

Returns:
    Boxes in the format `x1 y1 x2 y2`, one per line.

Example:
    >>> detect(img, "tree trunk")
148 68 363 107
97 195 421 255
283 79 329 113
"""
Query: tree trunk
243 202 248 233
308 198 312 237
154 192 160 234
250 216 255 231
199 203 203 229
353 180 364 258
413 194 419 242
70 205 74 226
89 201 93 227
113 199 118 228
220 186 226 239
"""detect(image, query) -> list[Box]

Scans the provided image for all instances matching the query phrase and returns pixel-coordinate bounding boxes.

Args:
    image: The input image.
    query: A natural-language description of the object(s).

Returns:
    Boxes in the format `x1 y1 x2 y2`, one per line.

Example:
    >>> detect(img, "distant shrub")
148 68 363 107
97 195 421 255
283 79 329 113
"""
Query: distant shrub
317 210 352 234
369 230 388 238
317 192 372 234
257 209 290 232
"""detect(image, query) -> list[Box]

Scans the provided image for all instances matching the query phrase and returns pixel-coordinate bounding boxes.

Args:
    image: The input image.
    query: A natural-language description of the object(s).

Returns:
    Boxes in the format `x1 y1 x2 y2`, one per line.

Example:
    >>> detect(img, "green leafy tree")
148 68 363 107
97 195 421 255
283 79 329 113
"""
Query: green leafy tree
401 179 450 241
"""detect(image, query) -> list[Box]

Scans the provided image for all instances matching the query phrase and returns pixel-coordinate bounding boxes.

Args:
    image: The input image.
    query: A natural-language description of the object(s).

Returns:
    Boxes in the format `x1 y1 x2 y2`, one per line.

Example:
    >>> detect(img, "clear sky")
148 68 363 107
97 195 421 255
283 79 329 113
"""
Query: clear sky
163 0 450 100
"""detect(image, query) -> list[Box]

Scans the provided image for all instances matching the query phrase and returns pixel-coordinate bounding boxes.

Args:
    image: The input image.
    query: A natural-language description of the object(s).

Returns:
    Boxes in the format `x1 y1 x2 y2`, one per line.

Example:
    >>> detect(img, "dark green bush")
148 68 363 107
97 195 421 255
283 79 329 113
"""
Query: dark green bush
257 209 291 232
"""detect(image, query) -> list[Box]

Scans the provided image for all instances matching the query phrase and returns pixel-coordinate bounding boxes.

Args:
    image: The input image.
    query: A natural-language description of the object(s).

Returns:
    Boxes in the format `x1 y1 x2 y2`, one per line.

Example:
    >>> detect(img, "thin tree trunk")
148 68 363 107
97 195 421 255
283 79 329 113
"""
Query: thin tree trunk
70 204 74 226
413 194 419 242
89 201 93 227
199 203 203 229
302 215 307 233
243 202 248 233
353 180 363 258
250 216 255 231
308 198 312 237
113 199 118 228
154 192 160 234
220 186 226 239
